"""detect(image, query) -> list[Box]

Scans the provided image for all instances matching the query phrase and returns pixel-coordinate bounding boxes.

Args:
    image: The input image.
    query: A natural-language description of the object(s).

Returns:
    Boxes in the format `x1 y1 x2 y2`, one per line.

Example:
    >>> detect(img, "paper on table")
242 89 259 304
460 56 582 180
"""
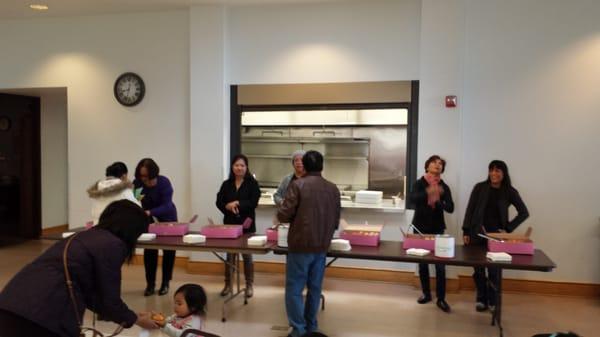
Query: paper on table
138 233 156 241
486 252 512 262
406 248 430 256
183 234 206 244
248 235 267 246
330 239 351 251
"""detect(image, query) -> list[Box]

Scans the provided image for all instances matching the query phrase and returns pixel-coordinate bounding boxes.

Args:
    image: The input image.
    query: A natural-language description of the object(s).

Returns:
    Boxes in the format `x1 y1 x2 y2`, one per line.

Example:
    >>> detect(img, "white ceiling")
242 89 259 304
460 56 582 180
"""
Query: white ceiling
0 0 347 20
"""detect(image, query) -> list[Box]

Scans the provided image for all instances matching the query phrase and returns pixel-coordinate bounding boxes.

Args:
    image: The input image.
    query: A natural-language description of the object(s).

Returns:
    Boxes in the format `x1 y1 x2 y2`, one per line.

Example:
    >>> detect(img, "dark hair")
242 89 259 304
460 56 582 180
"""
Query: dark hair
302 150 324 173
95 200 149 263
135 158 160 181
487 159 512 190
228 154 254 181
175 283 207 317
424 155 446 173
105 161 128 178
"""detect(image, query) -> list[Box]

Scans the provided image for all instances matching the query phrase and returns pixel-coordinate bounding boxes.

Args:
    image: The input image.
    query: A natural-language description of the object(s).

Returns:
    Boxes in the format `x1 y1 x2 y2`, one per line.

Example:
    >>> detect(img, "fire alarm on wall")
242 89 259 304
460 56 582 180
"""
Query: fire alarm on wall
445 95 457 108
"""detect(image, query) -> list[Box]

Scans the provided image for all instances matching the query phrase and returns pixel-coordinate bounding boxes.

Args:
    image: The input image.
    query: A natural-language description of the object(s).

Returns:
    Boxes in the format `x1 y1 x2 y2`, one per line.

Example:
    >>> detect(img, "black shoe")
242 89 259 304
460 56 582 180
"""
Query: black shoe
436 299 451 313
475 301 488 312
417 294 432 304
144 286 155 297
158 283 169 296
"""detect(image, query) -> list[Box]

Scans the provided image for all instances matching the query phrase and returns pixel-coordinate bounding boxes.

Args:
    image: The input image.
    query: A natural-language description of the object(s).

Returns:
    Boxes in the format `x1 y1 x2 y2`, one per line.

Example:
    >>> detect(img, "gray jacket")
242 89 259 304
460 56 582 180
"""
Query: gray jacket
273 173 296 206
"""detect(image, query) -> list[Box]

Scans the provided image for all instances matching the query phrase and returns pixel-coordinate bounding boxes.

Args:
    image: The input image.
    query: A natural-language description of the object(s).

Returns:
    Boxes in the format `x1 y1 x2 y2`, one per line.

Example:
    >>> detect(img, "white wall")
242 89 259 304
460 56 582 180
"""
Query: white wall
0 11 191 227
227 0 421 84
189 5 229 227
40 89 69 229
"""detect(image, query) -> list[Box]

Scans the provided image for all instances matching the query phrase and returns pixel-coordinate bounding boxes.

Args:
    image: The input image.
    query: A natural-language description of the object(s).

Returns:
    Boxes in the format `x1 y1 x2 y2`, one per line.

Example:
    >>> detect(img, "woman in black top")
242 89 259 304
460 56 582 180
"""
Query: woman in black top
216 154 261 298
408 155 454 312
462 160 529 312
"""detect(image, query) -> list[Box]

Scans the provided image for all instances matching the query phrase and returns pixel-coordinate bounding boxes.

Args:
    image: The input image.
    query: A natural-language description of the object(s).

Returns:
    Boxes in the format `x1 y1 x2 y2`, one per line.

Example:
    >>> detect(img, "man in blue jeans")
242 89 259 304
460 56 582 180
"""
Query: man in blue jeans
277 151 341 337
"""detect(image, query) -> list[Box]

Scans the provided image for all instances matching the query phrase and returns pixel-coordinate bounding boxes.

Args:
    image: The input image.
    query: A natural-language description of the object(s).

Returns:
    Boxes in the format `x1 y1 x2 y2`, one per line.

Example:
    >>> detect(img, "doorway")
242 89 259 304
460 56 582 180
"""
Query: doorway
0 93 41 239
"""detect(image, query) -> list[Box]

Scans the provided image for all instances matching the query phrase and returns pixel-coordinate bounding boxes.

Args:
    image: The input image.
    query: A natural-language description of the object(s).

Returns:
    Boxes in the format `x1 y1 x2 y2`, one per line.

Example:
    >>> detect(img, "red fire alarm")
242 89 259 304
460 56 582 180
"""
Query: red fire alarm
445 95 457 108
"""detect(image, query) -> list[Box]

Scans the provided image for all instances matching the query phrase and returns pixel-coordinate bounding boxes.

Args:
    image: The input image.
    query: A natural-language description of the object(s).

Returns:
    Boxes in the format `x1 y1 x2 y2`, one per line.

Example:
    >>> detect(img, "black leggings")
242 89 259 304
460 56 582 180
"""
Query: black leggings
0 310 60 337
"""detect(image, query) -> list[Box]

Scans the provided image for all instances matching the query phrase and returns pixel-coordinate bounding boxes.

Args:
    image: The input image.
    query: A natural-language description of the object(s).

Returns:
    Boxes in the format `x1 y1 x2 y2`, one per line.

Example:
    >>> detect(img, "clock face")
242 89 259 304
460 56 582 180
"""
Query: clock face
114 72 145 106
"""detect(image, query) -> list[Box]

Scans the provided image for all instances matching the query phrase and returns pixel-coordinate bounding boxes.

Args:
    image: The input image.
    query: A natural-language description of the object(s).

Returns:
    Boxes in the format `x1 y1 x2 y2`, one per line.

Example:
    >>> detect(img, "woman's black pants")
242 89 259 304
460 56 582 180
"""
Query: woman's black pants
144 248 176 287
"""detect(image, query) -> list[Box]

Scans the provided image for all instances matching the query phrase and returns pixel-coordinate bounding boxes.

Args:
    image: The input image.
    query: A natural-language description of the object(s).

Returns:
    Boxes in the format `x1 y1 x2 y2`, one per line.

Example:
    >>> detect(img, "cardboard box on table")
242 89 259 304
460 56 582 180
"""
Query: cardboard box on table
338 219 383 247
486 227 534 255
149 215 198 236
200 217 252 239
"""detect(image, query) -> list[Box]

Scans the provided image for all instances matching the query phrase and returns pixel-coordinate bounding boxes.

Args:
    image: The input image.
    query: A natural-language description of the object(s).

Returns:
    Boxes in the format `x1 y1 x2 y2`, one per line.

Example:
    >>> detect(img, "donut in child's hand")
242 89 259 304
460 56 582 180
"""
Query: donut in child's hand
151 313 165 324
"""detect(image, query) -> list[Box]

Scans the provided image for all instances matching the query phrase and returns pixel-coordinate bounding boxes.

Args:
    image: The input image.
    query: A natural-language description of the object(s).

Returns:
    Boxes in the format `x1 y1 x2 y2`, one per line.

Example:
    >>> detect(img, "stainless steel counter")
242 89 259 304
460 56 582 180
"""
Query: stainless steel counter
258 195 405 213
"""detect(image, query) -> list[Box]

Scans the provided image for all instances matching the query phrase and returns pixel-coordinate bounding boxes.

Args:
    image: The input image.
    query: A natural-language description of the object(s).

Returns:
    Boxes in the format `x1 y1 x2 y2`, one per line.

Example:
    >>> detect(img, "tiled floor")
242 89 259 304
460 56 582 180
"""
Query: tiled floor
1 239 597 337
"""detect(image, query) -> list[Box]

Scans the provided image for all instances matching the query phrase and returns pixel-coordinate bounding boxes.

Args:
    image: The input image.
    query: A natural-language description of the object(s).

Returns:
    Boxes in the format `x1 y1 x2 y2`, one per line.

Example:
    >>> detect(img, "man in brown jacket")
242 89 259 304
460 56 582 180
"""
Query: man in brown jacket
277 150 341 337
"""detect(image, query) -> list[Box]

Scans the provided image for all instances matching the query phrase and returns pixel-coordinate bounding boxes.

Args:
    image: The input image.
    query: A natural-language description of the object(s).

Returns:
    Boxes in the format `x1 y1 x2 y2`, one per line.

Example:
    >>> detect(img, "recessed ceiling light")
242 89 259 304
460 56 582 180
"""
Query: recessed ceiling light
29 4 49 11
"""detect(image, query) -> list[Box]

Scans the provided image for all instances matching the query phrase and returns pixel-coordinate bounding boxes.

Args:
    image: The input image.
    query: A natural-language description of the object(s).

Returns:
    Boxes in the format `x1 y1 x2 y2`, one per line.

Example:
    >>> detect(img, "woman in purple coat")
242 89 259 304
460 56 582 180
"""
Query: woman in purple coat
0 200 158 337
133 158 178 297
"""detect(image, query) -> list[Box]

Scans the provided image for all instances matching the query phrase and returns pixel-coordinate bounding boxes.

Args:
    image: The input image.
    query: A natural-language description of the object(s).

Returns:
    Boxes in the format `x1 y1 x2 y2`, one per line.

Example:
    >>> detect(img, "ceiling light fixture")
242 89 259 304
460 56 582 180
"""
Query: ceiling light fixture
29 4 49 11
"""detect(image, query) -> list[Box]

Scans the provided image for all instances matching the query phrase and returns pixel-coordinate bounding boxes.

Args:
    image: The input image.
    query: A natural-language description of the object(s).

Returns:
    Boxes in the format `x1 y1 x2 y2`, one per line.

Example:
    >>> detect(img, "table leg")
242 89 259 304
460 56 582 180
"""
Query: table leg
212 252 248 322
317 257 338 312
489 268 504 337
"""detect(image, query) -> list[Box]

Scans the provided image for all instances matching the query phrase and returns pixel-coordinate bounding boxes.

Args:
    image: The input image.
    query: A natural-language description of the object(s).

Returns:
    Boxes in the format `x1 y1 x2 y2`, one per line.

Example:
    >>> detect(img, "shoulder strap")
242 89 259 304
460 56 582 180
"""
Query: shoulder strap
63 233 83 328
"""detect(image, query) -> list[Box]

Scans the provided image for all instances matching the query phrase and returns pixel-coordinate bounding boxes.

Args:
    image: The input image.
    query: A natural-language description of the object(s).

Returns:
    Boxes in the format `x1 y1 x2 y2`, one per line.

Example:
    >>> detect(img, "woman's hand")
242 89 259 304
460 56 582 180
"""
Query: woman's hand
225 201 240 214
463 235 470 245
136 312 159 329
145 210 151 217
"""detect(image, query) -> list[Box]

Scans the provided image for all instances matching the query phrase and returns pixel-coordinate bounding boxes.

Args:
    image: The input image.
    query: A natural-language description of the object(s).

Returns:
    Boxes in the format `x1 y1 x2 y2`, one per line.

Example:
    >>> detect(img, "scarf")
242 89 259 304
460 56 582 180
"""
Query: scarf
424 173 441 208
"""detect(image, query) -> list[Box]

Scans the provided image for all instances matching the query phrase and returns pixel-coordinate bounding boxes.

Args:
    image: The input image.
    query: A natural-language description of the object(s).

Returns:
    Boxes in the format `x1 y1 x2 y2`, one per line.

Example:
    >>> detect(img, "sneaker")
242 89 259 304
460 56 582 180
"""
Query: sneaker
417 294 432 304
475 302 488 312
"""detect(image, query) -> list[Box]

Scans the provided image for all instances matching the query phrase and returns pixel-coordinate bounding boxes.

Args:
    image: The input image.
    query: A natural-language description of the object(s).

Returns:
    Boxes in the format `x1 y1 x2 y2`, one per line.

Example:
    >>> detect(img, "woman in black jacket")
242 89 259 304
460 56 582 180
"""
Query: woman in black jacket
462 160 529 312
0 200 158 337
408 155 454 312
216 154 261 298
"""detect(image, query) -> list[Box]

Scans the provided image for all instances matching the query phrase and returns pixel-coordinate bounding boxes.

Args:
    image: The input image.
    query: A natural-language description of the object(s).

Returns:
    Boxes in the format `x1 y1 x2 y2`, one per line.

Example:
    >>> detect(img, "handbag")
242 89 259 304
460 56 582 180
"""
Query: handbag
63 233 125 337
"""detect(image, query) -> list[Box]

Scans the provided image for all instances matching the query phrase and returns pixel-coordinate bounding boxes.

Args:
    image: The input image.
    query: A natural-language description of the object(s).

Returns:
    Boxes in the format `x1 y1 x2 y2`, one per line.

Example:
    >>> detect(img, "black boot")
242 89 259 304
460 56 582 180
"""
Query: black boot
220 283 232 297
144 285 155 297
158 282 169 296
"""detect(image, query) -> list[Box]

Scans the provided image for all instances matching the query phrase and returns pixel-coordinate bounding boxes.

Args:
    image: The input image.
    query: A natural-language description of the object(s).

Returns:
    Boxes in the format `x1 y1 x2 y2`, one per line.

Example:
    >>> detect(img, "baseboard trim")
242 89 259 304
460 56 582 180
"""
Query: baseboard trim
459 275 600 297
41 224 69 235
134 256 598 297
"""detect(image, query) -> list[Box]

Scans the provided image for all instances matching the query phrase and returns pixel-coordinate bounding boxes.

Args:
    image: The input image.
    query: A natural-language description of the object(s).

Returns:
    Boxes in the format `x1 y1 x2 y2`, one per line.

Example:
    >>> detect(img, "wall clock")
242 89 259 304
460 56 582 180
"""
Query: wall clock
114 72 145 106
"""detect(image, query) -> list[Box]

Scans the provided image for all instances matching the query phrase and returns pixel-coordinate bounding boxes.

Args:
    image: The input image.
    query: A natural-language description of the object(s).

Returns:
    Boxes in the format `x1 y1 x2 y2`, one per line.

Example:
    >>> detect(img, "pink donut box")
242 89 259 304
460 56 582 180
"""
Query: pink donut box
402 234 436 251
149 215 198 236
487 239 534 255
199 217 252 239
340 230 380 247
266 228 278 241
200 225 243 239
